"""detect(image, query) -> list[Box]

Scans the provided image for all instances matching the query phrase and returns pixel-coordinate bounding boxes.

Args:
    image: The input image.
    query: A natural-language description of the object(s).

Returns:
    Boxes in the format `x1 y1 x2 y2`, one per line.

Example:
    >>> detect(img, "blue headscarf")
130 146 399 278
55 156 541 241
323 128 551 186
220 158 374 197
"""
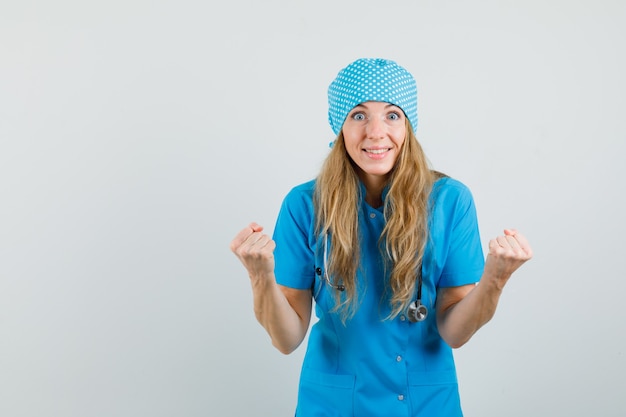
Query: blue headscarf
327 58 418 136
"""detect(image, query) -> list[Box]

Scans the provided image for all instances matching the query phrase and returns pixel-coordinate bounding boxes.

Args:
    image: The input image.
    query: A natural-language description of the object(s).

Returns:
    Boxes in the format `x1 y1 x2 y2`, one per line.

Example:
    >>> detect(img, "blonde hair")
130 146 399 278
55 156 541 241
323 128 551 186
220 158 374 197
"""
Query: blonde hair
314 120 438 321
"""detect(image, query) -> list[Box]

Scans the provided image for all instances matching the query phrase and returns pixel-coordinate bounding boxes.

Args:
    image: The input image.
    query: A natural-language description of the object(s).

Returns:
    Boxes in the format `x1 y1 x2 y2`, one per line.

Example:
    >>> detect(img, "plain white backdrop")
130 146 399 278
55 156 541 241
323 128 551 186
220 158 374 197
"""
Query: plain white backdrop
1 0 625 416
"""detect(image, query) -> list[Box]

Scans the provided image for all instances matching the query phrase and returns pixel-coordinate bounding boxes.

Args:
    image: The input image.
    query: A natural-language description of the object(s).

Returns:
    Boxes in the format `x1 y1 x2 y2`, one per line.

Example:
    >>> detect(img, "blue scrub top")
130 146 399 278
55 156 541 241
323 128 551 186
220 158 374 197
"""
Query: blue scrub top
273 177 485 417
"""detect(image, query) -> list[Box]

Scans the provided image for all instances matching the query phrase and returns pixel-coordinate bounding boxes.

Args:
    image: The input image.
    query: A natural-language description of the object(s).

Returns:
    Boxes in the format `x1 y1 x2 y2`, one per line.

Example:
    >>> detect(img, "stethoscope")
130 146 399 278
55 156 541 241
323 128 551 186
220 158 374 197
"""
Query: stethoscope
316 235 428 323
407 269 428 322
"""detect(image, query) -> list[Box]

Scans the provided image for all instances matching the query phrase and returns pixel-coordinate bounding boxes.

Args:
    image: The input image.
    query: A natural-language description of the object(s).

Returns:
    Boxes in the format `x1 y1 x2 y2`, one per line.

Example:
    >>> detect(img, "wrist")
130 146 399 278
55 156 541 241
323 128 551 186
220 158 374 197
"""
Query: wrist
249 272 276 288
480 272 509 292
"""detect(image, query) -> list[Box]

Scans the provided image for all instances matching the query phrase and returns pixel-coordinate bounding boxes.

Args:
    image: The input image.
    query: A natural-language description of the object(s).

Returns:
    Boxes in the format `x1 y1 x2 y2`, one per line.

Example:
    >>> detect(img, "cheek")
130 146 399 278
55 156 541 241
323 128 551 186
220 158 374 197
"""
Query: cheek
342 134 360 152
393 131 407 148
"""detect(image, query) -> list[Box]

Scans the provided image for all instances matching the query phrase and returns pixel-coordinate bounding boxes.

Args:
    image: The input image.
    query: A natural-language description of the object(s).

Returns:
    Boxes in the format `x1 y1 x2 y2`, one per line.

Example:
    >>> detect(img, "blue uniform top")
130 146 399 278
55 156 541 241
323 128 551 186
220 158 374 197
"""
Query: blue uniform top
272 177 485 417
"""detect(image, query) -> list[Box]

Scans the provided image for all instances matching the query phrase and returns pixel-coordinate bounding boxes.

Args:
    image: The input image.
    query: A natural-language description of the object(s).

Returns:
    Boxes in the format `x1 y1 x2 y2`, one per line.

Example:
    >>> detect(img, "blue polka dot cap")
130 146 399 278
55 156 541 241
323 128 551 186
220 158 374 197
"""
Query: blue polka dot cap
327 58 418 136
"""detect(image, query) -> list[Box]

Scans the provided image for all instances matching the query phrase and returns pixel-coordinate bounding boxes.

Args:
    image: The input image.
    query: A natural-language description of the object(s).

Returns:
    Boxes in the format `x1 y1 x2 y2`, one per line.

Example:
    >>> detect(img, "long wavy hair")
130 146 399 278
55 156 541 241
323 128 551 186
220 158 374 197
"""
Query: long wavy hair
313 119 439 321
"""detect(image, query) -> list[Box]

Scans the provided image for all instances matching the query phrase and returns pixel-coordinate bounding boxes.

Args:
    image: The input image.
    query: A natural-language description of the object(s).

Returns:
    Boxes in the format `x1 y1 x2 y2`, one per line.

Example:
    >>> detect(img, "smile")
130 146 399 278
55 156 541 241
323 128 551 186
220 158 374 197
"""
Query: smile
365 148 391 154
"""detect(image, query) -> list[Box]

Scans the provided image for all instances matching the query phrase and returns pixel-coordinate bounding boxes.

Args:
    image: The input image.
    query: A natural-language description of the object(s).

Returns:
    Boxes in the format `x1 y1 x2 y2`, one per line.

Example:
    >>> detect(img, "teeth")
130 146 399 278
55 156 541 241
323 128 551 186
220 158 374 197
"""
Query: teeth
367 149 388 154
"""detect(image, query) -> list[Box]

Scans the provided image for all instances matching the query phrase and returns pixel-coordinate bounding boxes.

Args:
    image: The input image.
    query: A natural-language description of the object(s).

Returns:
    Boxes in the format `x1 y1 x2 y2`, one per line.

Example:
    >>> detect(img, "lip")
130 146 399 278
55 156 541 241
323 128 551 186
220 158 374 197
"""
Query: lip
363 147 391 159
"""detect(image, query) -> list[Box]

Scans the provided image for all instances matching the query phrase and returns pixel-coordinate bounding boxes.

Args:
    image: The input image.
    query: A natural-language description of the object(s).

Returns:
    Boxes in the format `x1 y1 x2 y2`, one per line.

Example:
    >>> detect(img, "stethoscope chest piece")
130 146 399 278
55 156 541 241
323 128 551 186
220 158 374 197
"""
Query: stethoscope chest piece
408 300 428 323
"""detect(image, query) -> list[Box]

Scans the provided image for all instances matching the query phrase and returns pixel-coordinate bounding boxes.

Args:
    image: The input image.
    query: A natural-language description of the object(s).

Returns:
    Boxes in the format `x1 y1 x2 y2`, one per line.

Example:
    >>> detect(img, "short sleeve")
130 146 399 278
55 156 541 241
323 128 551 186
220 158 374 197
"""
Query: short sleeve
429 178 485 288
272 181 317 290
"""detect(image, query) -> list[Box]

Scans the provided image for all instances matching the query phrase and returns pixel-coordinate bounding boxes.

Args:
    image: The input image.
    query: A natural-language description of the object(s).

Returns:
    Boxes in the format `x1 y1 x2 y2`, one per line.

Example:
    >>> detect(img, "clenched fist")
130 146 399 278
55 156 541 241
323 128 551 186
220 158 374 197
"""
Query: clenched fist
483 229 533 289
230 222 276 280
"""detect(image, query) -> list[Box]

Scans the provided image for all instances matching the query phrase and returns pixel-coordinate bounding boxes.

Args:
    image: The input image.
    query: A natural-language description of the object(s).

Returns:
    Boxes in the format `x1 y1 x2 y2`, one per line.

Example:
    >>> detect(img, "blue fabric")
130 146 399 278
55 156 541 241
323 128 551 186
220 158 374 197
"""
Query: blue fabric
272 177 485 417
327 58 419 136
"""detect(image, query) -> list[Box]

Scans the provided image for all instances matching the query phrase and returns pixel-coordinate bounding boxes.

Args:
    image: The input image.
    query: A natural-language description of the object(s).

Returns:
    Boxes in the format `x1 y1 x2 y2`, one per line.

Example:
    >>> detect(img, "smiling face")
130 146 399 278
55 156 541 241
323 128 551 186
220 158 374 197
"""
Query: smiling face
341 101 407 189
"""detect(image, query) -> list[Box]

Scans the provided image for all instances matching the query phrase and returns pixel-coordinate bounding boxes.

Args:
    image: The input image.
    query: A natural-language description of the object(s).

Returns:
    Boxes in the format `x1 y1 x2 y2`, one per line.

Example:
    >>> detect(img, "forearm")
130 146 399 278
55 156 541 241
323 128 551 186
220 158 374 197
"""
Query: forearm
250 274 309 355
437 278 504 349
437 229 533 348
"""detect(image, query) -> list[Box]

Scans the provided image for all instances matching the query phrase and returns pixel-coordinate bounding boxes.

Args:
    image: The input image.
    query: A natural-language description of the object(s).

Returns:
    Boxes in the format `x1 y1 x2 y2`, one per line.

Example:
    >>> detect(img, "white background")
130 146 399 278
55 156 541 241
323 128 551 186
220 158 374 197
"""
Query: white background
1 1 625 416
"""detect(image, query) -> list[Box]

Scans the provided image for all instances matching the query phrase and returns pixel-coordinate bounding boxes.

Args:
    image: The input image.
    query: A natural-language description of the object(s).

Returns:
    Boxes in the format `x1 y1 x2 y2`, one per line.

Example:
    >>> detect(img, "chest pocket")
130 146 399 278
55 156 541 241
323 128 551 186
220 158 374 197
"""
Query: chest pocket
311 234 346 316
312 261 341 317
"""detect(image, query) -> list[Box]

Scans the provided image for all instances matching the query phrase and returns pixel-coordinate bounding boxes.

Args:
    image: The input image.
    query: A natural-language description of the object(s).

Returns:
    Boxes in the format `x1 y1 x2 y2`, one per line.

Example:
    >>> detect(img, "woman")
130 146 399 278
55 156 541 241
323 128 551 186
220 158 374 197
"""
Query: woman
230 58 532 416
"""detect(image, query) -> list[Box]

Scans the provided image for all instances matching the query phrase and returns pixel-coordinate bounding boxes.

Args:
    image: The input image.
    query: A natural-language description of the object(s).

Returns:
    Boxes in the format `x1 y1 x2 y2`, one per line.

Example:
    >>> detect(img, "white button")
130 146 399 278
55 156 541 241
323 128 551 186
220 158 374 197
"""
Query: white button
369 213 376 218
400 315 406 321
396 355 402 362
398 394 405 401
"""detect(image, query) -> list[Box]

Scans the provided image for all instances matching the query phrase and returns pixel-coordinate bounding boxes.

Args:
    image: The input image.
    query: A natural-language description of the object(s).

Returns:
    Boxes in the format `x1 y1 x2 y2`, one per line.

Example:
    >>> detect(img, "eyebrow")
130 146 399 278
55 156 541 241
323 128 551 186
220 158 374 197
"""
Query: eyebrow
352 103 401 110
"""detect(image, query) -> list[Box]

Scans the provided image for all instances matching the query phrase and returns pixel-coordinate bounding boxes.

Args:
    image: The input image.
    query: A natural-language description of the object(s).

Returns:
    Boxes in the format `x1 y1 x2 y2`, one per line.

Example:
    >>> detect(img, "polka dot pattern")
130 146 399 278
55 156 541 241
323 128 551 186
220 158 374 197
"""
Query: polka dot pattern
327 58 418 135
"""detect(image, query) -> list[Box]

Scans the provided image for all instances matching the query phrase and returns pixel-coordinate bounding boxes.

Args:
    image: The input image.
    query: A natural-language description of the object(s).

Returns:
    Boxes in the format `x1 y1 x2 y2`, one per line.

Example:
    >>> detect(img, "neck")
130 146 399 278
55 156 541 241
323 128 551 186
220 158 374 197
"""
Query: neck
359 174 388 208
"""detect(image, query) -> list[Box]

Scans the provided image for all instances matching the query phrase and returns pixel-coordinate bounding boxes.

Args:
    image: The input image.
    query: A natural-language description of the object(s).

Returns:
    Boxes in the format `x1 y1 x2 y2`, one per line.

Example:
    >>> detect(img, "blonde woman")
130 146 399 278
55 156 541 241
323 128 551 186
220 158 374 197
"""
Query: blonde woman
230 58 533 417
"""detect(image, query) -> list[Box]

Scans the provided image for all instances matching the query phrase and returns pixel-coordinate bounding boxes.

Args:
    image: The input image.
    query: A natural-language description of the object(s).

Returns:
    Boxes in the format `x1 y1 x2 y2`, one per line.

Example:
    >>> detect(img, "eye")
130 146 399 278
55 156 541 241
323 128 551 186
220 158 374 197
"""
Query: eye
351 112 366 121
388 112 401 121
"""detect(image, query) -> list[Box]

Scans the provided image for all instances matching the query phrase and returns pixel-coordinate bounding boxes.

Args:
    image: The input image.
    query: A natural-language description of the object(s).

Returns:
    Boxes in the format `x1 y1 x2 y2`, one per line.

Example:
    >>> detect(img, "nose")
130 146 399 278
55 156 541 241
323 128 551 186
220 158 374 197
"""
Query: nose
366 115 386 140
